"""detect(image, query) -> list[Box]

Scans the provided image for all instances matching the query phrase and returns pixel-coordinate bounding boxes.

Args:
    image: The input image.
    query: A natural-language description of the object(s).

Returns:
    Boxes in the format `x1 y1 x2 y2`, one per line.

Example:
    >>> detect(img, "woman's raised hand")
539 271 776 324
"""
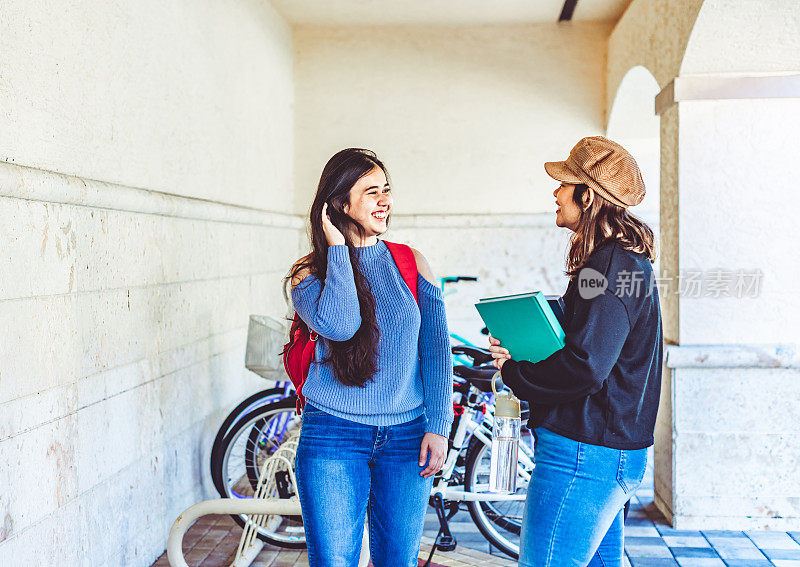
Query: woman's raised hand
489 335 512 370
322 203 346 246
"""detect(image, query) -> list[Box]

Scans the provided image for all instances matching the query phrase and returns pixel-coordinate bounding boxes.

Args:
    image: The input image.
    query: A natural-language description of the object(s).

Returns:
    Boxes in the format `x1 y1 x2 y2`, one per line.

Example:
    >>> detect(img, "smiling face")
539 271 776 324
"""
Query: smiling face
343 166 392 239
553 182 589 231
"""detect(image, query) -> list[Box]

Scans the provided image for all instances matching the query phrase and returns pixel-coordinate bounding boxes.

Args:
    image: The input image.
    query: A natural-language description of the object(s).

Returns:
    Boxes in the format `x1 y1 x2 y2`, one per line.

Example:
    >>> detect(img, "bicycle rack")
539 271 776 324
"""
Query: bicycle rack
168 425 370 567
168 498 300 567
235 427 302 563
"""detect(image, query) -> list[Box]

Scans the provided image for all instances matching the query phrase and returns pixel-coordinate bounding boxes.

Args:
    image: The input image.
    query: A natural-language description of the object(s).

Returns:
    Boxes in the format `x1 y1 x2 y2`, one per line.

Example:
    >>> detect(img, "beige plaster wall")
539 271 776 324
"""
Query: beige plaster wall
293 23 612 217
0 2 298 564
0 0 294 213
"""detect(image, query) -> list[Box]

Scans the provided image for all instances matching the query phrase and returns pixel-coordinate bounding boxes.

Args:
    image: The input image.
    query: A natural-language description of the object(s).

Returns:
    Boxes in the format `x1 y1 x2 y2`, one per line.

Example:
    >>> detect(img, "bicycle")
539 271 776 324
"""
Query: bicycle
210 395 305 547
438 275 494 367
210 344 534 559
208 299 485 493
428 345 534 560
208 315 295 495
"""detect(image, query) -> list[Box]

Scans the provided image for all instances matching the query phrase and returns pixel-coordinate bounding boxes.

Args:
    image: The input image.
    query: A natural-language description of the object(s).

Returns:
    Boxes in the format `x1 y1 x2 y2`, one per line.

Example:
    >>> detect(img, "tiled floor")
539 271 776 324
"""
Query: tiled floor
622 488 800 566
155 466 800 566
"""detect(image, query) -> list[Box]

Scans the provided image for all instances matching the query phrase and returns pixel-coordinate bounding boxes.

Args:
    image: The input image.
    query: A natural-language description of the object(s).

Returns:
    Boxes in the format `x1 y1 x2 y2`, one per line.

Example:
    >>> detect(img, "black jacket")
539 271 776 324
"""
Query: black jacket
501 240 663 450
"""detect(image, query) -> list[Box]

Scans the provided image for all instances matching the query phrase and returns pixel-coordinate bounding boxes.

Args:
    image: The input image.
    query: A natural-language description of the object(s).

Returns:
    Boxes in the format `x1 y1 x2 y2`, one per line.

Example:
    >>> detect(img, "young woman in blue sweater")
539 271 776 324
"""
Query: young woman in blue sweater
490 137 663 567
287 148 453 566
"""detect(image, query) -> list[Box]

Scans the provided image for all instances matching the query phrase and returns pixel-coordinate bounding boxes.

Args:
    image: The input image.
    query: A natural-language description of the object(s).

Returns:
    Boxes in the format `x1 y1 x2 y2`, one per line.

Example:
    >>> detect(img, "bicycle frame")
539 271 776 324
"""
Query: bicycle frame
431 403 534 503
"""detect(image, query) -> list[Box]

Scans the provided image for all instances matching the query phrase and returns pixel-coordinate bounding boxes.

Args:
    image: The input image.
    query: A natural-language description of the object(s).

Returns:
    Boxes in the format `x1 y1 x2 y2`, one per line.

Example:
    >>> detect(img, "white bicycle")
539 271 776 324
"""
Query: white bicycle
211 346 535 560
427 346 534 560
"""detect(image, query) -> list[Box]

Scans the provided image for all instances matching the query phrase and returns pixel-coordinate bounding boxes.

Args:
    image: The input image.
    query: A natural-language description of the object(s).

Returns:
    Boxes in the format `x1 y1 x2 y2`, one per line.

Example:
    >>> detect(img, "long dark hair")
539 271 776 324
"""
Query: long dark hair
286 148 390 387
566 184 657 276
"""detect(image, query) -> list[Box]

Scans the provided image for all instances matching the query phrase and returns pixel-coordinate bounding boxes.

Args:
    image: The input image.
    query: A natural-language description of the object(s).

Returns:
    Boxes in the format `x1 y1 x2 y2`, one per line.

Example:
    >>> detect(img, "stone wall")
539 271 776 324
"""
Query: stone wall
0 1 298 565
0 164 302 567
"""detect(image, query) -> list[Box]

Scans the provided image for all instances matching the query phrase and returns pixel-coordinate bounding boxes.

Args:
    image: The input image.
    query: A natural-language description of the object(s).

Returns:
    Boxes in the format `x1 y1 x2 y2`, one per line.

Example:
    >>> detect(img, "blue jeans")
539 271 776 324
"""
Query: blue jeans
294 403 434 567
519 427 648 567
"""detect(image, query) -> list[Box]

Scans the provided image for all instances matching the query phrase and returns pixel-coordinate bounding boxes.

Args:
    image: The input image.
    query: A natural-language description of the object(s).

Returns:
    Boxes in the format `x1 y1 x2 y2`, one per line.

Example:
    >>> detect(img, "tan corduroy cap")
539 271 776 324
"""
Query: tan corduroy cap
544 136 646 208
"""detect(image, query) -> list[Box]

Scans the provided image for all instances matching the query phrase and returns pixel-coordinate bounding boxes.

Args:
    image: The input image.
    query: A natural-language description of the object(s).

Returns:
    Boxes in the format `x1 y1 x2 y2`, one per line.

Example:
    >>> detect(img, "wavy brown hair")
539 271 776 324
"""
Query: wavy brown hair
566 183 657 276
285 148 390 388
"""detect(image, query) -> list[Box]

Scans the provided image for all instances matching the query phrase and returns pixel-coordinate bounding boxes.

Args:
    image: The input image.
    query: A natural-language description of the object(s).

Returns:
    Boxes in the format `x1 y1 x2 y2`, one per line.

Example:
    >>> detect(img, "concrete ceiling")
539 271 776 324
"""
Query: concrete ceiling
269 0 634 26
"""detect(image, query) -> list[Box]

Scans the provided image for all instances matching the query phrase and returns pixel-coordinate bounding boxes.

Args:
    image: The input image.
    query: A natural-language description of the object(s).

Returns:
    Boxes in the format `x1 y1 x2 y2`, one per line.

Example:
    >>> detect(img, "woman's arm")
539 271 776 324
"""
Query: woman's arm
500 287 631 406
290 245 362 341
413 249 454 438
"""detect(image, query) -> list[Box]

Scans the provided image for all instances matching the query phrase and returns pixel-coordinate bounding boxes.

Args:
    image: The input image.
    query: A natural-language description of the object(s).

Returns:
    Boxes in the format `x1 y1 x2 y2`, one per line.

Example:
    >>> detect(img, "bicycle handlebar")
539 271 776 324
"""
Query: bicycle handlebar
451 345 494 365
440 276 478 284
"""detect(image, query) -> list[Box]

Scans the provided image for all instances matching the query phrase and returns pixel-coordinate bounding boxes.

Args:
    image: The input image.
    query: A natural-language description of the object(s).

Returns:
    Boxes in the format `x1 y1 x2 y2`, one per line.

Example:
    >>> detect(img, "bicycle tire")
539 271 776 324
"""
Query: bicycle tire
211 396 306 548
209 387 286 488
464 436 525 559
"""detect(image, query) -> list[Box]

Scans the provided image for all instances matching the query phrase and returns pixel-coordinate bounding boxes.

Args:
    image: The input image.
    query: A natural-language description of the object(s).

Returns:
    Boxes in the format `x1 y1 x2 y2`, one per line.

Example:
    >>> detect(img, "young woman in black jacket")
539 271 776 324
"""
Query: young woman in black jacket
489 136 663 567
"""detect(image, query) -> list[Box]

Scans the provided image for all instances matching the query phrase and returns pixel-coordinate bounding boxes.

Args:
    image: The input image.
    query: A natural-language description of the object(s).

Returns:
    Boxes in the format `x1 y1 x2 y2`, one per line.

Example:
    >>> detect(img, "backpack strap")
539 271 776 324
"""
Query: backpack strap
291 311 316 340
384 240 418 302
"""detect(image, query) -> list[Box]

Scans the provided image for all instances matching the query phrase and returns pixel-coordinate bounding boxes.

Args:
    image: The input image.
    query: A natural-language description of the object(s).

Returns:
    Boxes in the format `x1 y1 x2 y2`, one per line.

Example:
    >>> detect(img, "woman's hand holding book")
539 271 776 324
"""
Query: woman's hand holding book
488 335 512 369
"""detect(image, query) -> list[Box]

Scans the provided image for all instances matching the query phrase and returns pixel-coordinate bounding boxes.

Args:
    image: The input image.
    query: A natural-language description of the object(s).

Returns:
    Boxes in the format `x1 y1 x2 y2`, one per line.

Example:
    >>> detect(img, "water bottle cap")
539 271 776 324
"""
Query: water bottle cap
495 391 521 418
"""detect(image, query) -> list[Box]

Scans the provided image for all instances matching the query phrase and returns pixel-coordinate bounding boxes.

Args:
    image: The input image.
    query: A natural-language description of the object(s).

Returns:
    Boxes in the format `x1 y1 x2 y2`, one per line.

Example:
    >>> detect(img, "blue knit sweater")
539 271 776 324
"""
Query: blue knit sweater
290 241 454 437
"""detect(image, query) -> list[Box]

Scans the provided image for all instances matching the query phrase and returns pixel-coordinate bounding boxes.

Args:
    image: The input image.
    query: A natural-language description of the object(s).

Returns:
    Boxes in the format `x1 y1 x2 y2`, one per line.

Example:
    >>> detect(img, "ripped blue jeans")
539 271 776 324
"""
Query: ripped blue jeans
294 403 434 567
519 427 648 567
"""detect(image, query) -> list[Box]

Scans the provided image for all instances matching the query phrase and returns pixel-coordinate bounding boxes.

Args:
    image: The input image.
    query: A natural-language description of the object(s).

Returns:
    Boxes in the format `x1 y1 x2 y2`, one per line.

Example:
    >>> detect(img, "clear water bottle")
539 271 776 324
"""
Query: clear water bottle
489 372 521 494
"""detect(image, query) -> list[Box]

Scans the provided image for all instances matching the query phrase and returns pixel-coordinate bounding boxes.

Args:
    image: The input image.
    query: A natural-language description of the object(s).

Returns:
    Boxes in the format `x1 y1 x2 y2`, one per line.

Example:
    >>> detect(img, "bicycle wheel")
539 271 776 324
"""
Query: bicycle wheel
464 432 533 559
212 396 306 548
209 386 288 488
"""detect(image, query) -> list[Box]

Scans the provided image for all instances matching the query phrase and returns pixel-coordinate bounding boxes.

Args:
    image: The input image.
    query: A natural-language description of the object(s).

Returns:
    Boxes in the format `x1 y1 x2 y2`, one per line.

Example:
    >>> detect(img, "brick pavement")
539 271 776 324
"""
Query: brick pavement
150 513 514 567
153 464 800 567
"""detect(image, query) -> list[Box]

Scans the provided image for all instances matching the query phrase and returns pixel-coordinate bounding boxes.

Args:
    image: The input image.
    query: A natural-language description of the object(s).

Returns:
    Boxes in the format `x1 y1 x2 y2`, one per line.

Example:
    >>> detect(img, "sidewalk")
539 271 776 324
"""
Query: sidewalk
623 489 800 566
150 513 515 567
153 469 800 567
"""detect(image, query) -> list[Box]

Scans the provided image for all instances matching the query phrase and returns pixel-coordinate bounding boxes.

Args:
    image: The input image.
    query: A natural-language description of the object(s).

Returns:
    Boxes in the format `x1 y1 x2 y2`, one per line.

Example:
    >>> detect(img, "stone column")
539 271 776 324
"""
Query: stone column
654 76 800 529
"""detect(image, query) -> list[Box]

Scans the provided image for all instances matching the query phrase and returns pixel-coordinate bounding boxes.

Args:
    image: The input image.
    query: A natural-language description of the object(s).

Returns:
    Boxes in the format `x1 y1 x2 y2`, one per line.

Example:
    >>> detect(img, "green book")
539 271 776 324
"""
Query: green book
475 291 566 363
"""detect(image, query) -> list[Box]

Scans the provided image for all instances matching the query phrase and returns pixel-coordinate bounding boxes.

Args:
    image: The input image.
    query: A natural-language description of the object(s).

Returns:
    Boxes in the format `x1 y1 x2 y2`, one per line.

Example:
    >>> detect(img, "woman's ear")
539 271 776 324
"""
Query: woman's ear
334 196 350 215
582 187 595 211
328 198 348 216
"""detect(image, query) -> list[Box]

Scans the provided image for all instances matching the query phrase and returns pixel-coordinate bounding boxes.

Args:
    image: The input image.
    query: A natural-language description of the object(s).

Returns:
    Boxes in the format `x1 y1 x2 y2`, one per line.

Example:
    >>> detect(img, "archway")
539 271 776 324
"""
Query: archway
606 65 661 229
605 62 664 522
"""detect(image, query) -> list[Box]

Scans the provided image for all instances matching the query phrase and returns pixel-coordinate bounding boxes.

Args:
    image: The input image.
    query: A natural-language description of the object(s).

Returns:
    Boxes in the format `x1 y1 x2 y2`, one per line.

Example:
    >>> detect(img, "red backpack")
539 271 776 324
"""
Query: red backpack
282 241 419 414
